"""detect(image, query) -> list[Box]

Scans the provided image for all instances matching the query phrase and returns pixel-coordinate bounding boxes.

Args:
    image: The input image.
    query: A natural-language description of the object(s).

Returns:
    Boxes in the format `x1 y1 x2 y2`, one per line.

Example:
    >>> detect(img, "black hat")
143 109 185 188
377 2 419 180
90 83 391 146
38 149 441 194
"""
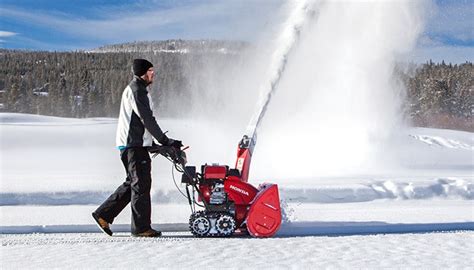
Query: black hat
133 59 153 77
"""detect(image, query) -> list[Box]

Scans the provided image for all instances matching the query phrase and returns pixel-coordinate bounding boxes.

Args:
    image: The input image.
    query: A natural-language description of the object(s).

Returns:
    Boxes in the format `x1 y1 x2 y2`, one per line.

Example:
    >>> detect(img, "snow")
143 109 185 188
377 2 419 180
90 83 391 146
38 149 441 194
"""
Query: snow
2 1 472 266
1 200 473 229
410 133 472 150
1 113 473 268
2 232 473 269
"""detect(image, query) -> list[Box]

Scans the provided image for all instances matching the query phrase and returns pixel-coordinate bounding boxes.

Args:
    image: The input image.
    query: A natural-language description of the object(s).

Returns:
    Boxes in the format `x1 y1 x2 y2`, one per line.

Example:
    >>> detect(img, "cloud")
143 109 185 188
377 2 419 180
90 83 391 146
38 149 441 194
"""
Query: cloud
406 0 473 63
409 44 474 64
0 31 18 37
426 0 474 44
417 35 443 47
1 0 472 63
0 1 284 49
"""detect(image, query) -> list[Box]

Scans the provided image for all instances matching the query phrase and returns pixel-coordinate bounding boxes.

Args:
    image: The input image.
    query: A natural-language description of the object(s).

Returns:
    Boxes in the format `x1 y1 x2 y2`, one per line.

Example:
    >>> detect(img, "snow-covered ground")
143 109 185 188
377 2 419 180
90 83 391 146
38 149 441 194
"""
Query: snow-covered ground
3 232 473 269
1 113 473 268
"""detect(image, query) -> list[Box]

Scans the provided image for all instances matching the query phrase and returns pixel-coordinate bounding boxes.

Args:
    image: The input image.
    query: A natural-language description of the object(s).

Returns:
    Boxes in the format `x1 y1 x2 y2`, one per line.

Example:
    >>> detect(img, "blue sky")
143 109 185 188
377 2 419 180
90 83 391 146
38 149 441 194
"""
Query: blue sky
0 0 472 63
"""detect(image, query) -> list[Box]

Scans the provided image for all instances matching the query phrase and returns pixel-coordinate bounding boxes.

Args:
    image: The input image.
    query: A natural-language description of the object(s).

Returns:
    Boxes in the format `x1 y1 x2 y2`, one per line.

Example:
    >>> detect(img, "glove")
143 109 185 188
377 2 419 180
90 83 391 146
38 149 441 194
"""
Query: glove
168 138 183 148
148 141 160 153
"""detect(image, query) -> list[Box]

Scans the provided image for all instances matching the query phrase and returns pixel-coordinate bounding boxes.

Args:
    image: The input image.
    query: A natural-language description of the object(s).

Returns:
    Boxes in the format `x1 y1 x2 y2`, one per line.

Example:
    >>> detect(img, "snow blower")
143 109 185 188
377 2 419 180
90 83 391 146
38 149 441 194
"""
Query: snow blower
149 134 282 238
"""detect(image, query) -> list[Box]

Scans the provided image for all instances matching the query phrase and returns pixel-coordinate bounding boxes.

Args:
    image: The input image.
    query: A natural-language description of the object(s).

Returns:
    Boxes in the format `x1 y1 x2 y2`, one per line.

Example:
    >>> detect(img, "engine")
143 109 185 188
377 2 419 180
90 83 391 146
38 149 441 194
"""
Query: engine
209 183 226 205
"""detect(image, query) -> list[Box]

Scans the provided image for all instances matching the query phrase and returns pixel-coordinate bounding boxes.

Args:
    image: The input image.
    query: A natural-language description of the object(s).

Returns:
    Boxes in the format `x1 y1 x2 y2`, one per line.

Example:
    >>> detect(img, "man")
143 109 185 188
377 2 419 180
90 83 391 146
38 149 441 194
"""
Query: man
92 59 182 237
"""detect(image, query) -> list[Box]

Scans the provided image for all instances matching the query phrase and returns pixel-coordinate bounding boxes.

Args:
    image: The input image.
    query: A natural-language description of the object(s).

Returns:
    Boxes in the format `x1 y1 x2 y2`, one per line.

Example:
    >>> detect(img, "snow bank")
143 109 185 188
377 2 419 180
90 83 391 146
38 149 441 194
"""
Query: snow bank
368 178 473 200
2 178 472 206
409 127 474 148
0 113 116 126
410 134 472 150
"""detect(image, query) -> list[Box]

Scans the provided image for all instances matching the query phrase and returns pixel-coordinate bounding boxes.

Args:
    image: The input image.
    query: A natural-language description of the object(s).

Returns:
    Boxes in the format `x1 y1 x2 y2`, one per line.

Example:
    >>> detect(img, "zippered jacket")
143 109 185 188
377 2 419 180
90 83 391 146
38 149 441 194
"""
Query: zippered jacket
116 76 168 148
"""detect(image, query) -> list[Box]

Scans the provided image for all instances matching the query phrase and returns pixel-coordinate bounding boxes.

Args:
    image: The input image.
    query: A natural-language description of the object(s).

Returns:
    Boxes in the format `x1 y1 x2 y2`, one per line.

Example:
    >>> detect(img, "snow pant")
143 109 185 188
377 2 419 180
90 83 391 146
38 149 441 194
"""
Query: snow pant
94 147 152 234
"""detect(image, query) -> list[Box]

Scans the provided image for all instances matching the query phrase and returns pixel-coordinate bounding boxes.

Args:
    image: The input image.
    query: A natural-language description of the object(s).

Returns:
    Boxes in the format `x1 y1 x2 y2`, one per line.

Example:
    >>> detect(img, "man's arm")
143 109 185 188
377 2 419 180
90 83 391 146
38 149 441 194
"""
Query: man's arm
134 90 169 145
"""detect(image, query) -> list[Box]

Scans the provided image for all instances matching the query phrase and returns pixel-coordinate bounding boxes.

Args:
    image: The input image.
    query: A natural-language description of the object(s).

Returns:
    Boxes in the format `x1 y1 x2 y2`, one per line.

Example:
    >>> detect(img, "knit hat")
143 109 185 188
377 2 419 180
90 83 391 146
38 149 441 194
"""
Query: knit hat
133 59 153 77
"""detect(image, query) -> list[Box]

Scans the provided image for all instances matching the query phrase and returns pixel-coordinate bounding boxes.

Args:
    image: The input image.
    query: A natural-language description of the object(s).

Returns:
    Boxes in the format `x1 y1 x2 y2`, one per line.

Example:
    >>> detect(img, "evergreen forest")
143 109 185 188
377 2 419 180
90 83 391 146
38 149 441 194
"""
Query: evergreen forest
0 40 472 131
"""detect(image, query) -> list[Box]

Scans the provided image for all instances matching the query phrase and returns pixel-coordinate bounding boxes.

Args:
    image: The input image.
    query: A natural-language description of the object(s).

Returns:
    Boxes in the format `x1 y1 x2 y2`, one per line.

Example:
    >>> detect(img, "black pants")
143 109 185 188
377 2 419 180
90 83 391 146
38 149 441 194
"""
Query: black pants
94 147 152 234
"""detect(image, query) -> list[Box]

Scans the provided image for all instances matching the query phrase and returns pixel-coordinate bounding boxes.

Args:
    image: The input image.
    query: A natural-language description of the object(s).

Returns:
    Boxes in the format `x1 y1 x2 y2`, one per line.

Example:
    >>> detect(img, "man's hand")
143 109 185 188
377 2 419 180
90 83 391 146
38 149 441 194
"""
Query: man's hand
148 142 162 154
168 138 183 148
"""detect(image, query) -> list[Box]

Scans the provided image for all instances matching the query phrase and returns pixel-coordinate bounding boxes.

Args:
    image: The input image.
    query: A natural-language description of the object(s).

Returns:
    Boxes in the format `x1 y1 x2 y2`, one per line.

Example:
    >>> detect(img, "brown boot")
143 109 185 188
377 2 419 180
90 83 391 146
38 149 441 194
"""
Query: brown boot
92 212 113 236
132 228 162 237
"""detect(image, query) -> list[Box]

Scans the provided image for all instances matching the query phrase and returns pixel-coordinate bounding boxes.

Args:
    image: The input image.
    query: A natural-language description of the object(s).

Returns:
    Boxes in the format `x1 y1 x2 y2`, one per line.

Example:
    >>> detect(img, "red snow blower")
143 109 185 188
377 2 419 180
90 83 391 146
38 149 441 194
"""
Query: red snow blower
150 134 282 238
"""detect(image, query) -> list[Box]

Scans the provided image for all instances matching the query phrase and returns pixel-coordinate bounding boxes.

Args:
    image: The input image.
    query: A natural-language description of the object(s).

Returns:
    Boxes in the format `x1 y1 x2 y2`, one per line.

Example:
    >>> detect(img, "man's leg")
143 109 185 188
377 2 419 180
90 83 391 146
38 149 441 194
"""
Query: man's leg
127 147 153 234
93 150 132 224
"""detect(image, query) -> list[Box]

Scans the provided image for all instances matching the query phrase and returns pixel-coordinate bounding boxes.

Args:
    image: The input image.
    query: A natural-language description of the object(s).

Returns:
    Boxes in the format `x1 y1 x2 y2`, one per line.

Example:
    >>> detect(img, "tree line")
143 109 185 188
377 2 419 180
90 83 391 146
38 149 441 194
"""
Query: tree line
0 50 190 118
0 46 472 131
398 60 472 131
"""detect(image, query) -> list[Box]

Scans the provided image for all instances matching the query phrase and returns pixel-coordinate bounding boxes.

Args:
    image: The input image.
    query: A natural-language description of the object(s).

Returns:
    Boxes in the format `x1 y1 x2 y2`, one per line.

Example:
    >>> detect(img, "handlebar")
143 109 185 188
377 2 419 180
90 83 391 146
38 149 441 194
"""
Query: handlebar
148 144 187 166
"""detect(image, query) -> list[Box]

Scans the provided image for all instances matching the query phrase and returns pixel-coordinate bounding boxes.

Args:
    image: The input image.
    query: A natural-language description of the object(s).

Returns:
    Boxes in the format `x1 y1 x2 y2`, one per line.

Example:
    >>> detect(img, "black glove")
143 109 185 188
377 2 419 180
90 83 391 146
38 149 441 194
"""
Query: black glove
168 138 183 148
148 141 161 153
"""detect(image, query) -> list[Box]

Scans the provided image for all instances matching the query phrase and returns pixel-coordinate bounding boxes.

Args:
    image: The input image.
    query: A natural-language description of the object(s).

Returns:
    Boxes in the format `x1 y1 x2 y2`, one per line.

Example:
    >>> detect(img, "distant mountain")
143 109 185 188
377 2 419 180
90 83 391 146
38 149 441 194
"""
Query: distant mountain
90 39 248 54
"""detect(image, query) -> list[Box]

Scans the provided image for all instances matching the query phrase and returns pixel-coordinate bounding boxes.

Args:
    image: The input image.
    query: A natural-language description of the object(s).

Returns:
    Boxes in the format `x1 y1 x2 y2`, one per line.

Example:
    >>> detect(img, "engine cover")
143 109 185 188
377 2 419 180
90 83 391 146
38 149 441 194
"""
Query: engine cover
203 165 228 179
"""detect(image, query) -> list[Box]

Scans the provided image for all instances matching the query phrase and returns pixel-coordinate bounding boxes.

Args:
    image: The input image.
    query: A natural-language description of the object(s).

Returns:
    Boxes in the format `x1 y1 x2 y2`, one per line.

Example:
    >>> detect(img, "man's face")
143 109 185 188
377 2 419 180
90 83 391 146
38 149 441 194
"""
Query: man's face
143 67 155 84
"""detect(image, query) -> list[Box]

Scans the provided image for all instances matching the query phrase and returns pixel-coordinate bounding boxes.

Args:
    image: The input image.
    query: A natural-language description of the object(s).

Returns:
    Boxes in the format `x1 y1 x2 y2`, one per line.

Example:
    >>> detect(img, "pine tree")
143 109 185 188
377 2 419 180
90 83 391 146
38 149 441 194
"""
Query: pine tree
6 81 20 112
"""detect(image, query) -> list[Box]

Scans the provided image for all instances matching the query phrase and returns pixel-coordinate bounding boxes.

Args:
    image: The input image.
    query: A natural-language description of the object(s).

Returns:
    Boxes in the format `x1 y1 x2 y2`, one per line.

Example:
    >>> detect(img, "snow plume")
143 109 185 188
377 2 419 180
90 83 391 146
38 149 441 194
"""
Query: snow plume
179 0 321 164
245 0 318 137
251 0 430 180
176 0 429 178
